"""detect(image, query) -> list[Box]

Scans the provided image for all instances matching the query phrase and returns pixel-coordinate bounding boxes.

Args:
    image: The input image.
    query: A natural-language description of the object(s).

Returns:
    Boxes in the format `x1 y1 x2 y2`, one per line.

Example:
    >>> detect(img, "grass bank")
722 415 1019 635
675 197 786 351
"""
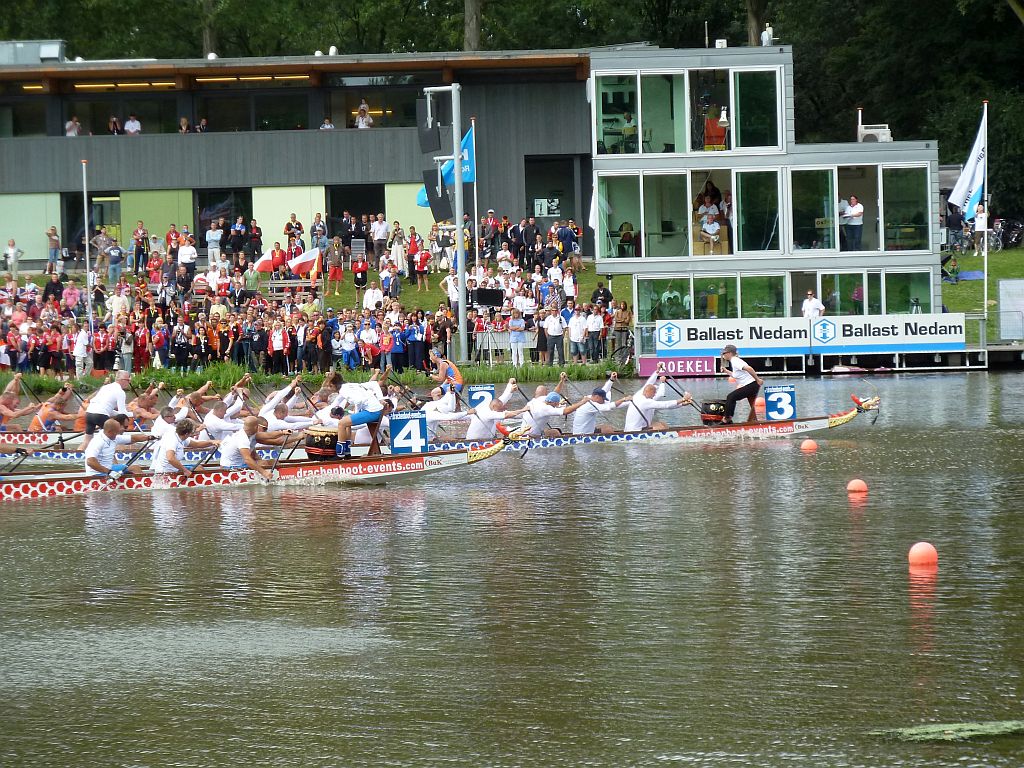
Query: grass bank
0 360 634 399
941 245 1023 343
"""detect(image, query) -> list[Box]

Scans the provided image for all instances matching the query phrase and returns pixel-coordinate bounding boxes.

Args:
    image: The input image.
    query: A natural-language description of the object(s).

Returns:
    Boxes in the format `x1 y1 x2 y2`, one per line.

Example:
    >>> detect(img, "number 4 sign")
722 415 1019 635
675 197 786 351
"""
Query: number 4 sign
762 385 797 422
389 410 430 454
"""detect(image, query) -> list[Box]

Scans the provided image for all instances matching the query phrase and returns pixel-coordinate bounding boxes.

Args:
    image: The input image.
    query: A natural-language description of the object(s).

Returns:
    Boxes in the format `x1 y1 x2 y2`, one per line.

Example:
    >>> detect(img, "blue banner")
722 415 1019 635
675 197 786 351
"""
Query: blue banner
416 126 476 208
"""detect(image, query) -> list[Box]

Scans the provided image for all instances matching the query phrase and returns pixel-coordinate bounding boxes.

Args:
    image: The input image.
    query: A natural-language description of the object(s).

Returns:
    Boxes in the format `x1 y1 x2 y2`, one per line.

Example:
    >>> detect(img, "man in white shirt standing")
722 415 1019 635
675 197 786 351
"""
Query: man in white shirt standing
73 323 92 379
370 213 389 269
844 195 865 250
567 305 588 364
124 113 142 135
83 370 133 450
362 280 384 312
177 236 198 278
543 310 567 365
801 289 826 319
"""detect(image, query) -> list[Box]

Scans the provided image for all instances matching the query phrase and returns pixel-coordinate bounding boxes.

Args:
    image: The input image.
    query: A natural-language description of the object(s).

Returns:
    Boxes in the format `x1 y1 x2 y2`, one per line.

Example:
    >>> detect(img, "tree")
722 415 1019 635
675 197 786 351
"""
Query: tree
746 0 769 45
465 0 481 51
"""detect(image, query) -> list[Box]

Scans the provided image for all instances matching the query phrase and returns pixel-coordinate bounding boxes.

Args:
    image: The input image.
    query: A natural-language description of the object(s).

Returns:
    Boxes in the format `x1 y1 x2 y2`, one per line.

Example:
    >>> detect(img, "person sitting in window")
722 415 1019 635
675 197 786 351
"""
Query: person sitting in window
620 111 637 152
617 221 635 257
195 117 209 133
178 117 192 134
124 113 142 135
699 212 722 252
108 116 123 136
354 106 374 129
319 116 336 130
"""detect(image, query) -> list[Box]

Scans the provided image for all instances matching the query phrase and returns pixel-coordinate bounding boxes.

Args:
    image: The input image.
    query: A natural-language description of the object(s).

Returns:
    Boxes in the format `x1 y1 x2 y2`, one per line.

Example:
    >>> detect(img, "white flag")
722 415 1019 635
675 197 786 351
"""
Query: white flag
948 106 987 221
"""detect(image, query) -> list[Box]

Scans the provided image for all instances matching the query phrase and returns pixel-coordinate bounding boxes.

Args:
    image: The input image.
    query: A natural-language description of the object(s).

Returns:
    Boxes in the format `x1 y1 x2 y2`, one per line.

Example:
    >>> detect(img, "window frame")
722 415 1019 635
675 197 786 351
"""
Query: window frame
879 163 931 254
733 167 784 255
787 166 840 254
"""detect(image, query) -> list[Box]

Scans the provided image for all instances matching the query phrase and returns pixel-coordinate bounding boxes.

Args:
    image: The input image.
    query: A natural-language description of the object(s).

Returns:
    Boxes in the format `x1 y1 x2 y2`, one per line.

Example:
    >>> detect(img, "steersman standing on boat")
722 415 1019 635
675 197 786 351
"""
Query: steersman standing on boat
82 371 134 450
719 345 763 425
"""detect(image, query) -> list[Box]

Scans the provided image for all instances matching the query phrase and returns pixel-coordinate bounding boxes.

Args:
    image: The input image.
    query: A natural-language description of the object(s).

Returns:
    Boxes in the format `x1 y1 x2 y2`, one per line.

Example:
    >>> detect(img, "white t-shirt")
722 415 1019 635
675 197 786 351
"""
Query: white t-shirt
975 210 988 232
83 432 132 475
542 314 566 337
370 221 389 241
124 118 142 134
727 355 756 388
151 431 190 473
801 297 826 319
87 382 129 416
177 243 198 265
698 203 719 218
74 329 90 357
845 202 864 226
219 429 256 468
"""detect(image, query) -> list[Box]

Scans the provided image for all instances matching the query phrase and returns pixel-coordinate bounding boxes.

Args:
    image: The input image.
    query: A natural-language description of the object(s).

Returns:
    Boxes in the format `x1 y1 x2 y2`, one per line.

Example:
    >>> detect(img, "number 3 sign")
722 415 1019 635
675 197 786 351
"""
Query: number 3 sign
762 385 797 421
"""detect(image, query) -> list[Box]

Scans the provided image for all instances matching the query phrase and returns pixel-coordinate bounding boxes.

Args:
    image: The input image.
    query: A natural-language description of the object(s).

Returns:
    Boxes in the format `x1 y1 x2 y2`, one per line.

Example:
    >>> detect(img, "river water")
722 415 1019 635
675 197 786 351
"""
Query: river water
2 372 1023 767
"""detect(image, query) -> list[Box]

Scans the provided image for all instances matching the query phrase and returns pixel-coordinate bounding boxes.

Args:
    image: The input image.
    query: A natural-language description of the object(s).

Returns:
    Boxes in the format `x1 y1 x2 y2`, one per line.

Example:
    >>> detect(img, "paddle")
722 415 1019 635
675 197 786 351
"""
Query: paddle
0 448 31 476
658 370 702 415
17 375 44 407
387 372 425 409
106 436 156 485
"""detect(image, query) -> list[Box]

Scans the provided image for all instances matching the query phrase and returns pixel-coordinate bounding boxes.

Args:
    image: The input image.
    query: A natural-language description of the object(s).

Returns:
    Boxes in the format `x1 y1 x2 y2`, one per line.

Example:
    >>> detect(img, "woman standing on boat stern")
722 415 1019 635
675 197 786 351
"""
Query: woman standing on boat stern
720 344 763 425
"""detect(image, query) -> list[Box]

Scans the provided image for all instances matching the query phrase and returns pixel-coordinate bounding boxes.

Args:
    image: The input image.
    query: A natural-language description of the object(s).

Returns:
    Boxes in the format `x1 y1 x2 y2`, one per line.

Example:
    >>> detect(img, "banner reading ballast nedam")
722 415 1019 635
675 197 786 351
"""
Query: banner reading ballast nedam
655 314 966 357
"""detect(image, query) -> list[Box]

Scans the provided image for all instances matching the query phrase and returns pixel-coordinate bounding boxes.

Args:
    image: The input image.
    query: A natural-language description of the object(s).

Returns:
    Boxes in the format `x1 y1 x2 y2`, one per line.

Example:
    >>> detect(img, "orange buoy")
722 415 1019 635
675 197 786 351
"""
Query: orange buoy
846 478 868 494
754 396 766 409
908 541 938 568
800 439 818 452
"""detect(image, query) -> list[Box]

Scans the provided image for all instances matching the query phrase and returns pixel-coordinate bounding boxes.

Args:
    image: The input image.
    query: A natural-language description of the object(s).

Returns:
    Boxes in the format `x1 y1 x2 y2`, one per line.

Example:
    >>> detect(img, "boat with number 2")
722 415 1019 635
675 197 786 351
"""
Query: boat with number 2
0 438 511 502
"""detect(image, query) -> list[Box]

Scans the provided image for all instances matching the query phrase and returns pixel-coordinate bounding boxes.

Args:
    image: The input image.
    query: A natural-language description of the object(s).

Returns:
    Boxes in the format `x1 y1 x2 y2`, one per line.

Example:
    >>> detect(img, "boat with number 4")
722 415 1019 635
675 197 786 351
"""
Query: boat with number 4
0 436 513 502
2 395 880 464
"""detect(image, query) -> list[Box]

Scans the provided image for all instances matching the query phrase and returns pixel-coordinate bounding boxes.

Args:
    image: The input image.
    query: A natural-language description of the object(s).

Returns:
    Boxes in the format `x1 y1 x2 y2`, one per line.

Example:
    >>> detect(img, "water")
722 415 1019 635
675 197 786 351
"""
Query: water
2 372 1023 767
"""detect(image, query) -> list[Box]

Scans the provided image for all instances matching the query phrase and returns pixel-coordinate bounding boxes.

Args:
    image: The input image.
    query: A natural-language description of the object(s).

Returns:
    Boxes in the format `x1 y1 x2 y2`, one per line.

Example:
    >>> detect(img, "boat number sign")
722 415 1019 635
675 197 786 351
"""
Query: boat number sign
762 385 796 421
389 410 430 454
467 384 495 409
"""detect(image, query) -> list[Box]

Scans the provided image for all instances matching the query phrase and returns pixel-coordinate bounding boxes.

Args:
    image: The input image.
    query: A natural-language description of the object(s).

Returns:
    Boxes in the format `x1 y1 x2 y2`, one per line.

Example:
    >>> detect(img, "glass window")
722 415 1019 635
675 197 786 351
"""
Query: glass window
637 278 692 323
255 93 308 131
328 90 419 128
65 99 118 136
595 75 638 155
196 189 252 234
640 74 686 153
0 101 46 137
740 275 786 317
734 70 779 148
838 165 879 251
736 170 780 251
791 169 835 250
688 70 730 152
197 95 251 132
637 325 656 356
643 174 689 258
867 272 882 314
883 167 929 251
821 272 865 316
596 175 641 259
694 275 737 319
885 272 931 314
122 97 177 134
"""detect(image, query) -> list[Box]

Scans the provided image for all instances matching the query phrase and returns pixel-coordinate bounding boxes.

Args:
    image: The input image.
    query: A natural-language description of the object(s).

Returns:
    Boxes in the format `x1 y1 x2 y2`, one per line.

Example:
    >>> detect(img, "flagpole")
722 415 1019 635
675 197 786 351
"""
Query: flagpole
982 99 989 326
81 160 96 337
471 116 479 269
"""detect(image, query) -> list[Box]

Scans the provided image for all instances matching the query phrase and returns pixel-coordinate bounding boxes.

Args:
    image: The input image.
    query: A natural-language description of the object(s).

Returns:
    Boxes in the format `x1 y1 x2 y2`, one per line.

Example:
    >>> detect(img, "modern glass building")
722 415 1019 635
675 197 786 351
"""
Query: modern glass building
588 47 941 362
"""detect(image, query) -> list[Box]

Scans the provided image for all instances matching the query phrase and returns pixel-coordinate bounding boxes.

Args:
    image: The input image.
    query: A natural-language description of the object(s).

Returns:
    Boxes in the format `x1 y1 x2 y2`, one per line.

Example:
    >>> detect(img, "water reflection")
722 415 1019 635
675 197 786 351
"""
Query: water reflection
1 372 1024 766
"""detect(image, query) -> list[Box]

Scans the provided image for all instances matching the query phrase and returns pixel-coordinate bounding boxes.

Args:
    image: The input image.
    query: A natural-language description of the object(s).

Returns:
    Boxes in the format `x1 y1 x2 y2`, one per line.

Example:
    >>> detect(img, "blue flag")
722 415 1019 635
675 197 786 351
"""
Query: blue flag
416 126 476 208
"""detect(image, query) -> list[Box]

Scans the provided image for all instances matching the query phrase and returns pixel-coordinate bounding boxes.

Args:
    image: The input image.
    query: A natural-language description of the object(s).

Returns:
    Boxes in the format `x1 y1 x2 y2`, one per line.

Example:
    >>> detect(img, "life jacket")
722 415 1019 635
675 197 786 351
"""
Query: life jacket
441 359 464 385
74 400 89 431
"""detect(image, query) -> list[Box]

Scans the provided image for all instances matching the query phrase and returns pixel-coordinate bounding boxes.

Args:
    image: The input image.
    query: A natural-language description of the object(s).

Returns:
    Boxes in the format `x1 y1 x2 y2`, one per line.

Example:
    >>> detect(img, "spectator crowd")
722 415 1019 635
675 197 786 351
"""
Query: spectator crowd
1 206 635 378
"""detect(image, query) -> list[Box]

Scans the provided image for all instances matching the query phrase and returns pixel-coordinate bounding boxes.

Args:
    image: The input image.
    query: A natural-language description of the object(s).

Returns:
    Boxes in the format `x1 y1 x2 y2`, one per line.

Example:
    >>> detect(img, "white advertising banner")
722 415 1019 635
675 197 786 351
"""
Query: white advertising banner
655 313 966 357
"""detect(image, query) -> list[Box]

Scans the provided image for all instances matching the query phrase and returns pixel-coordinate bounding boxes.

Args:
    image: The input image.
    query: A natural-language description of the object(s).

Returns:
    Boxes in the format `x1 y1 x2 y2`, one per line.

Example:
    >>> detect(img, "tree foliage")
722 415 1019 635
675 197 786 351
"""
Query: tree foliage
2 0 1022 209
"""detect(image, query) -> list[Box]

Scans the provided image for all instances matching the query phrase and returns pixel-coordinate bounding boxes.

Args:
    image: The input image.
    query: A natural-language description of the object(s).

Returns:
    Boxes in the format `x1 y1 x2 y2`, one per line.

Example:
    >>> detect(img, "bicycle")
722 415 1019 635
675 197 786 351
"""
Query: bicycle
611 328 635 367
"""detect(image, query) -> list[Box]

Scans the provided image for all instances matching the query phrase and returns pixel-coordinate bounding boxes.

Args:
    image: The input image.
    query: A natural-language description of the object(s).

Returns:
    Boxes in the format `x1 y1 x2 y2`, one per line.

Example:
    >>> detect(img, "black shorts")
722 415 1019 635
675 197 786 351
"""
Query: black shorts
85 412 108 435
354 274 367 288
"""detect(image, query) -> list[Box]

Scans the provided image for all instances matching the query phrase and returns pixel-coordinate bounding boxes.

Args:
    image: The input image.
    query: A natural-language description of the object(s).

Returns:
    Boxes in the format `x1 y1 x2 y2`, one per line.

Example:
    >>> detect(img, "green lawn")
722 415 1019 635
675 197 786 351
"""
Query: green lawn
940 245 1024 343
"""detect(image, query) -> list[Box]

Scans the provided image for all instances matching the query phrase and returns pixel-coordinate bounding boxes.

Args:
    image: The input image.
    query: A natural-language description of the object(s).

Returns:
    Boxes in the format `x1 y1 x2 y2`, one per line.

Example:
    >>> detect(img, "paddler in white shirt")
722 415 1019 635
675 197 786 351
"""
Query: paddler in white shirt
464 379 528 441
218 416 300 480
623 365 692 432
150 419 220 476
201 396 245 441
518 373 587 437
571 372 629 435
